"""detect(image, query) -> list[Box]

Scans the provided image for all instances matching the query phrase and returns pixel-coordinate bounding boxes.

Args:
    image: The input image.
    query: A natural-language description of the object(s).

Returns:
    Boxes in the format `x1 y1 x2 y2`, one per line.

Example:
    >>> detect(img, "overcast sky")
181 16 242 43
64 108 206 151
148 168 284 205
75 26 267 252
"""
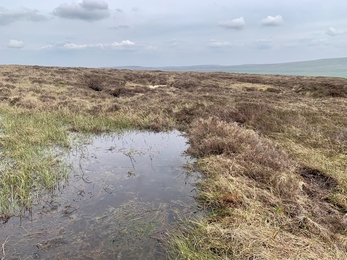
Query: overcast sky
1 0 346 67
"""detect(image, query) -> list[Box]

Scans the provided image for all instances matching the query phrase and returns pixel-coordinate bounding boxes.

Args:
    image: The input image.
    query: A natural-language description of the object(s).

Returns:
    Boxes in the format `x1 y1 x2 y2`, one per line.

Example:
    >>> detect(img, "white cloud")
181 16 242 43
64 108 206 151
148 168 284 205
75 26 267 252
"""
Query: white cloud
53 0 110 22
0 7 47 25
60 40 136 50
7 40 25 49
94 43 106 49
111 40 135 48
63 43 89 49
326 27 346 36
219 17 245 30
40 44 53 50
261 15 284 26
41 42 104 50
109 40 155 52
208 39 232 47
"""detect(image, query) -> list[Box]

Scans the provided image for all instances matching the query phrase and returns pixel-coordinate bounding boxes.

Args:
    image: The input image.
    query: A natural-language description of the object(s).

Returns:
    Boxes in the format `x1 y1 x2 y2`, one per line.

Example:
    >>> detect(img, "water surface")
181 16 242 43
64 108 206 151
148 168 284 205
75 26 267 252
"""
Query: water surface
0 130 200 259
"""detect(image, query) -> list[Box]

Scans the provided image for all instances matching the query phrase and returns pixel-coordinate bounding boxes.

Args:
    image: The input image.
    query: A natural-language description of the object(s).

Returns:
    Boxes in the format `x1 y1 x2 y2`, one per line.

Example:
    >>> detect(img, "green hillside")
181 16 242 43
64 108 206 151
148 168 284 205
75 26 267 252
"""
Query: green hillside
113 57 347 78
162 58 347 78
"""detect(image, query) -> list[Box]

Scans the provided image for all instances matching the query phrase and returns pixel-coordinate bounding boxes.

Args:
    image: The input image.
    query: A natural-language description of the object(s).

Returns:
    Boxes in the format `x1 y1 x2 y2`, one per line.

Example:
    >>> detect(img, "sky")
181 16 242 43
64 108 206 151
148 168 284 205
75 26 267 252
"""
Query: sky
1 0 347 67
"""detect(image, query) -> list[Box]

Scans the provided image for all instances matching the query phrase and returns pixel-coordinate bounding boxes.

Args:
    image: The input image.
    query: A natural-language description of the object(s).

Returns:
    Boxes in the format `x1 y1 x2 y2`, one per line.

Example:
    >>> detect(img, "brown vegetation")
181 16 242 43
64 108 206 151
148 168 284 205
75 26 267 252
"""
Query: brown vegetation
1 65 347 259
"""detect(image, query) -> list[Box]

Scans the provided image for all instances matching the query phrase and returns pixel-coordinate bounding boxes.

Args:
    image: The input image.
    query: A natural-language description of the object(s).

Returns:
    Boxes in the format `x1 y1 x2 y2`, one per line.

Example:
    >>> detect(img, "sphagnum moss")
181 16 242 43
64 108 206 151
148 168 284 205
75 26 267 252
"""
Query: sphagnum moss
0 65 347 259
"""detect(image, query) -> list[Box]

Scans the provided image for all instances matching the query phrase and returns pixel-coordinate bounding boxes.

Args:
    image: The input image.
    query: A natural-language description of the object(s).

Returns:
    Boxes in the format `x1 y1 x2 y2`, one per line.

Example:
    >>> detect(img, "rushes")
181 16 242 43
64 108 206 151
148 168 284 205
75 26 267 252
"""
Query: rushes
0 108 69 216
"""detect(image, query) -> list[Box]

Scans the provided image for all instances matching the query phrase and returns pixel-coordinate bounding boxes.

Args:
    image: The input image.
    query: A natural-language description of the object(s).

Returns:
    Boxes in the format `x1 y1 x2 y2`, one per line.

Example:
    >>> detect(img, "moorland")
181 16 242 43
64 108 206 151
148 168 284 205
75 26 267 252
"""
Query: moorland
0 65 347 259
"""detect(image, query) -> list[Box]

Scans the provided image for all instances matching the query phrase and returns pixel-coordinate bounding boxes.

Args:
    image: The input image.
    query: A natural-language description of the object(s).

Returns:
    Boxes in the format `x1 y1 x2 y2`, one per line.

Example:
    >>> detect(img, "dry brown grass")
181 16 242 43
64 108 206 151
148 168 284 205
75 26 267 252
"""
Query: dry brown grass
183 118 347 259
1 65 347 259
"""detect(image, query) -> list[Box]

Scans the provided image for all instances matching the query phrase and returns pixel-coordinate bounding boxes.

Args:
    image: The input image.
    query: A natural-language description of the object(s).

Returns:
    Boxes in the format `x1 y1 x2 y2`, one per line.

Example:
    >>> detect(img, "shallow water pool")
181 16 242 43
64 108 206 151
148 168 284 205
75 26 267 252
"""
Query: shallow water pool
0 130 201 259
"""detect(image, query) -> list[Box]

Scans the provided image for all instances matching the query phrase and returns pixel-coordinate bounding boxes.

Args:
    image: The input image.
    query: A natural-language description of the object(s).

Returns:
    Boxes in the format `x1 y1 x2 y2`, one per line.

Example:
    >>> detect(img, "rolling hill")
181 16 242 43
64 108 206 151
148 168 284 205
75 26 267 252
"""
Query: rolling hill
112 57 347 78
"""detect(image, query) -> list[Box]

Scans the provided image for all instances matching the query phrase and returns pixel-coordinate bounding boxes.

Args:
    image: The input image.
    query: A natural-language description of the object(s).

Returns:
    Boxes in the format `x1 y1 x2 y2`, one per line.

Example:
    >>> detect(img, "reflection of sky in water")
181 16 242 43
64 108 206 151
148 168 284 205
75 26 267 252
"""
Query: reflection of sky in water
0 131 201 260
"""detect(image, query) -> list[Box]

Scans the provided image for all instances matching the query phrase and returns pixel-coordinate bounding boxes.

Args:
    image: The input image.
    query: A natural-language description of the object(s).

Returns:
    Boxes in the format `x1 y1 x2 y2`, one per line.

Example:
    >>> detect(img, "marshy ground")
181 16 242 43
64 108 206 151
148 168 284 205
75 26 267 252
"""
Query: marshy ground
1 130 200 259
0 65 347 259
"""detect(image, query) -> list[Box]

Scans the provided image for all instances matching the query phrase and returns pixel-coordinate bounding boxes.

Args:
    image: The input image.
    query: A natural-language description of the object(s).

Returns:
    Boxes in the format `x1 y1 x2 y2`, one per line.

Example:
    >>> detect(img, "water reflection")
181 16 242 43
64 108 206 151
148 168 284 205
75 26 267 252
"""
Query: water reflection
0 130 200 259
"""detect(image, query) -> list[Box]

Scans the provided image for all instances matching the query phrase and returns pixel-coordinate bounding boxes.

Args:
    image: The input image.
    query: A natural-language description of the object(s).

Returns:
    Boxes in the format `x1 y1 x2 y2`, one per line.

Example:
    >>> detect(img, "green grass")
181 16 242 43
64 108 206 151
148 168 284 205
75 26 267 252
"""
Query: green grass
0 101 177 218
0 107 69 216
0 106 146 217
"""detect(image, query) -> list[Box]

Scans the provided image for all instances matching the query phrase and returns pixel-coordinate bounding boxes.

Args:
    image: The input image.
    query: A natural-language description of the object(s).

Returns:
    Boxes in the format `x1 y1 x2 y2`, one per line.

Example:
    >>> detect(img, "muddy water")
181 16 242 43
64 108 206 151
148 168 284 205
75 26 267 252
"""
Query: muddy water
0 131 201 259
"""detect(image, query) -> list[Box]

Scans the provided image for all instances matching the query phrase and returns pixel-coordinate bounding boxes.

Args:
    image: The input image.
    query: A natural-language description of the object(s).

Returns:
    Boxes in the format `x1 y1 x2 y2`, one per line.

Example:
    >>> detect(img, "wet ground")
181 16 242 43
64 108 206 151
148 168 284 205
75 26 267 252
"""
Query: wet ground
0 131 201 259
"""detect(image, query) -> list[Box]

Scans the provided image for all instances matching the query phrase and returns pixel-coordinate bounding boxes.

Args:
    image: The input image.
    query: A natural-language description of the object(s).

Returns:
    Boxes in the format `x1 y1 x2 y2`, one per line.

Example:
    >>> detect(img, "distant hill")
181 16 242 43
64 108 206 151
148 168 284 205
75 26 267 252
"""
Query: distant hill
111 57 347 78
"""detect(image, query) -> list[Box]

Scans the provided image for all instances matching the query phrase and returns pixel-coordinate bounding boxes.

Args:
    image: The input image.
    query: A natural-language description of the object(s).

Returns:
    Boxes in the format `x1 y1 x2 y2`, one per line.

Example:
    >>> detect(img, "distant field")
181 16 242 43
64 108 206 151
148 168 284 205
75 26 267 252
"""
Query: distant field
113 57 347 78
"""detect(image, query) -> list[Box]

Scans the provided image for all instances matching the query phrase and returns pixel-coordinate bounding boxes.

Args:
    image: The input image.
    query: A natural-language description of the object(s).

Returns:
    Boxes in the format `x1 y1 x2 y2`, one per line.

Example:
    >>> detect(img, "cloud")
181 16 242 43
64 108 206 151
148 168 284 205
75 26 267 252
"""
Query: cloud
111 40 135 48
326 27 346 36
261 15 283 26
81 0 108 10
218 17 245 30
208 39 232 47
52 0 110 22
40 44 53 50
7 40 25 49
63 43 89 50
0 7 47 25
59 40 136 50
109 25 130 30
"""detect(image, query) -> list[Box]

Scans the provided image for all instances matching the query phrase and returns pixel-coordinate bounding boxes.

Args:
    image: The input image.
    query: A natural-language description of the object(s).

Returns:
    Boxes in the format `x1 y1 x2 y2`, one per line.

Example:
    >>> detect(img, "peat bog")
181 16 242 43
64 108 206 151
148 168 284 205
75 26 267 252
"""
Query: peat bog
0 65 347 259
